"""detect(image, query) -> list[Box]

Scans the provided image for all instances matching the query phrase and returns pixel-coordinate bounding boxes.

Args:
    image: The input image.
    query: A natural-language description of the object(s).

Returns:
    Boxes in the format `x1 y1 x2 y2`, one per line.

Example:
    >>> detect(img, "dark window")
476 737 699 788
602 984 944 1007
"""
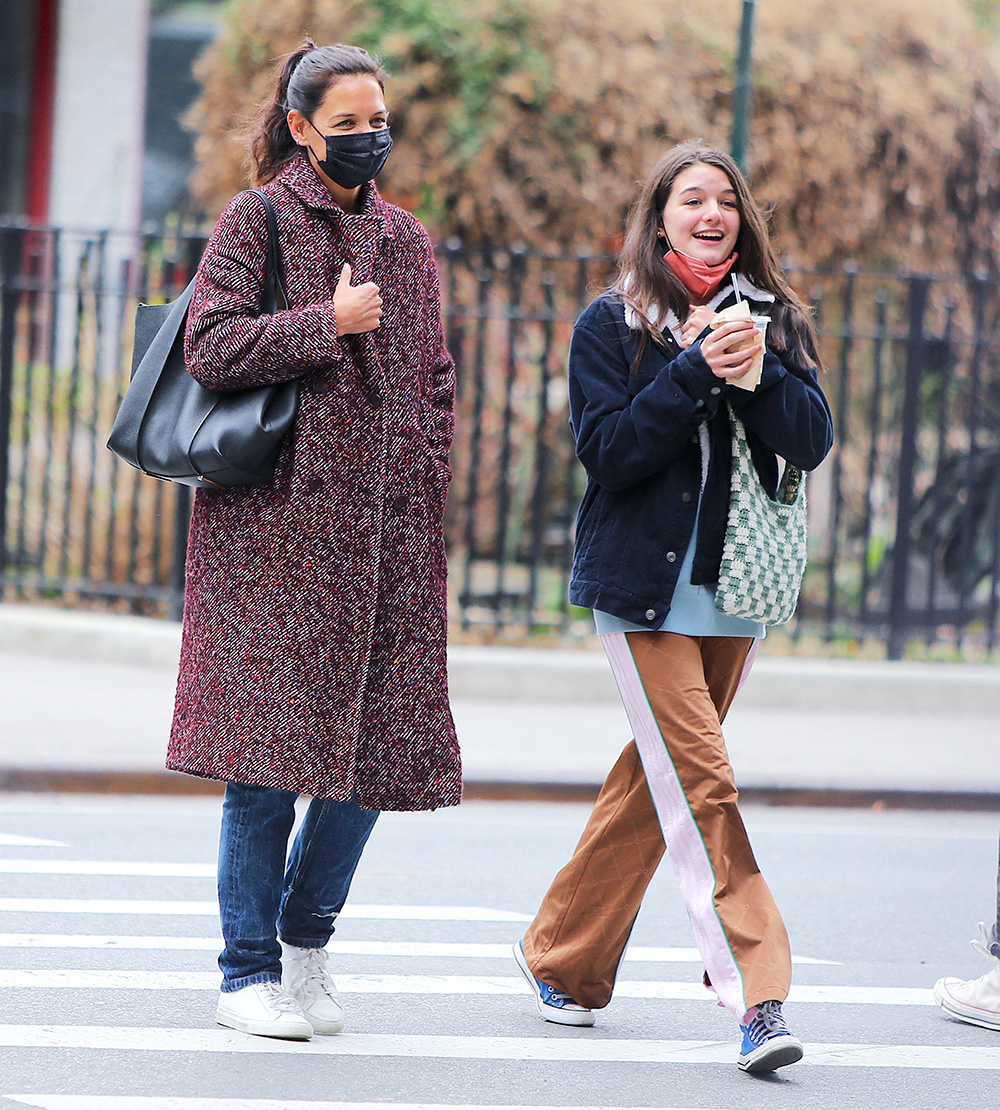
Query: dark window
0 0 37 217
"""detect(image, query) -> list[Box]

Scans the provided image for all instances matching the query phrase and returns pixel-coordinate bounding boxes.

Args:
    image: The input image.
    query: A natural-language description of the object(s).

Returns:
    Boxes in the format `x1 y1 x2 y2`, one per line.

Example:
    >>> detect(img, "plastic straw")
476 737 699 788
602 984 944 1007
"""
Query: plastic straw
731 272 741 304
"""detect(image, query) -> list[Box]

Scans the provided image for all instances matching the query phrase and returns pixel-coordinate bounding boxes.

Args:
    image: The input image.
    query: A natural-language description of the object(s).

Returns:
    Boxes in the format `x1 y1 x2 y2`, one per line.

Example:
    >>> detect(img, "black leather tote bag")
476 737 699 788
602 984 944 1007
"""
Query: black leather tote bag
107 190 299 488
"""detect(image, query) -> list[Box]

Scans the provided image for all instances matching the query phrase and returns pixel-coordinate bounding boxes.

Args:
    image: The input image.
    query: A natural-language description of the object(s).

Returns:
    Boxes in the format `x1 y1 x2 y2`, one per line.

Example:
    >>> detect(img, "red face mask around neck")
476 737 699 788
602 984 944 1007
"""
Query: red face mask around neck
663 247 739 302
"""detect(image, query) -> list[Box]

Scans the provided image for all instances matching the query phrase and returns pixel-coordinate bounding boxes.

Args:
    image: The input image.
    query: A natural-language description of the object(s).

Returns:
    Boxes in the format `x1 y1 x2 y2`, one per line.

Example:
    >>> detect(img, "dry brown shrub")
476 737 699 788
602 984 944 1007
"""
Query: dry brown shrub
187 0 1000 274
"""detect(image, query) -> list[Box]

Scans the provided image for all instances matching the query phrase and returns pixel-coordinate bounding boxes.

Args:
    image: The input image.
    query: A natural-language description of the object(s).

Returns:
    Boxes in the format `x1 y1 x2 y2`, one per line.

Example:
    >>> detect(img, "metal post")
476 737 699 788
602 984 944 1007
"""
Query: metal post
730 0 757 172
823 266 855 641
887 276 929 660
0 227 26 600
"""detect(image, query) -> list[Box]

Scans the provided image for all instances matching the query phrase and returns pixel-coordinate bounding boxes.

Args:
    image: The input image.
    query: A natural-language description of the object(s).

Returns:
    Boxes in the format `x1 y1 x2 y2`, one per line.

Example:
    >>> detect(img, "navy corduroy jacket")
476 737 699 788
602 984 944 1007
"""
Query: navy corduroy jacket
568 289 834 627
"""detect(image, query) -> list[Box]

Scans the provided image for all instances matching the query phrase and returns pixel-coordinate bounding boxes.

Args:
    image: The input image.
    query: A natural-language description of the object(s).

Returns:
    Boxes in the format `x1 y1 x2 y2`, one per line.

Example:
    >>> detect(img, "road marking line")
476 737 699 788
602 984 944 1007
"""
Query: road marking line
0 899 217 916
4 1100 724 1110
0 935 836 964
0 901 531 922
0 1026 997 1069
0 861 216 877
0 835 68 847
0 970 934 1005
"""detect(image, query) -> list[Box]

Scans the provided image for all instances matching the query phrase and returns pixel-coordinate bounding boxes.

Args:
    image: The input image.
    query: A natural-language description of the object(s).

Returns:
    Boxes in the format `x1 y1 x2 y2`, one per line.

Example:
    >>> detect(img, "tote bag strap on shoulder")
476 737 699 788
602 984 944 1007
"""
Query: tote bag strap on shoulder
247 189 288 312
113 190 281 437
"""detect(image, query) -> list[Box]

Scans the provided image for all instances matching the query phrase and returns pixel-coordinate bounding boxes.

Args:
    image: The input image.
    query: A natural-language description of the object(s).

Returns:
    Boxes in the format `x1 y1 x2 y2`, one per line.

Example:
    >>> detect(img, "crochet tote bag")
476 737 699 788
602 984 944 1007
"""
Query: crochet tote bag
714 407 808 626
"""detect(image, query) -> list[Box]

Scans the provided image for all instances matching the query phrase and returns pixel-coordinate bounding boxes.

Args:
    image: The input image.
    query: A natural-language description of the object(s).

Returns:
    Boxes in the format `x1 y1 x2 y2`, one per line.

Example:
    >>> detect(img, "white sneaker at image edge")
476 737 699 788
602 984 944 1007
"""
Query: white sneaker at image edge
933 922 1000 1032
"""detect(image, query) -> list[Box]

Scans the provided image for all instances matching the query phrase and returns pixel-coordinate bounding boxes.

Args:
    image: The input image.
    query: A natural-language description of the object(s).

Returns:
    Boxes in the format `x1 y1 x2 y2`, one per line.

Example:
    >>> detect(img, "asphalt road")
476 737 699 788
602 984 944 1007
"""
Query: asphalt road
0 793 998 1110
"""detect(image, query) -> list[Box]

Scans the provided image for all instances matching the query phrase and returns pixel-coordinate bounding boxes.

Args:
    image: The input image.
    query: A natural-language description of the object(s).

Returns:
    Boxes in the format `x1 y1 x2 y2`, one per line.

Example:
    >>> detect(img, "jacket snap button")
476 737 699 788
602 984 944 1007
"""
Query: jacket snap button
645 609 656 621
666 551 677 562
682 492 692 503
710 386 722 395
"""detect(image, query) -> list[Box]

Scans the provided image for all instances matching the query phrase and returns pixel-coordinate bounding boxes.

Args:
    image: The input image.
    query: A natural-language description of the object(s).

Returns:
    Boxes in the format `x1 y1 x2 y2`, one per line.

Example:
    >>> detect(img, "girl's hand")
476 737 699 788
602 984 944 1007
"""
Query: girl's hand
699 319 762 379
679 305 717 349
333 263 383 335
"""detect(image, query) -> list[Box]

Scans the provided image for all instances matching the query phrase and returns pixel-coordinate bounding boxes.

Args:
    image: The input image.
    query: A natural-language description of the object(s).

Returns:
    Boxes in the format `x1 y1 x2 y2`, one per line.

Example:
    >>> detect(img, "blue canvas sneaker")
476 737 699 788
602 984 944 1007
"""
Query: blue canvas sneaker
512 940 595 1026
737 999 804 1073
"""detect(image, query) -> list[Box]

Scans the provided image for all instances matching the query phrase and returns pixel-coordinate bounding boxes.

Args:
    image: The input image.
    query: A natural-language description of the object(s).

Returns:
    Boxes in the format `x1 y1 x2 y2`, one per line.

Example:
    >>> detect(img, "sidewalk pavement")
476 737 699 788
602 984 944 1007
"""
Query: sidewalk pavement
1 604 998 809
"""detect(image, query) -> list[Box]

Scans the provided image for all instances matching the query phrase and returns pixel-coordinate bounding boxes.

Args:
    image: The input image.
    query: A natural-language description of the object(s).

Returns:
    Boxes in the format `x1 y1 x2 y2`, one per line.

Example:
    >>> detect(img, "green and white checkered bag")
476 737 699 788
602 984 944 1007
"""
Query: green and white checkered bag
714 407 808 627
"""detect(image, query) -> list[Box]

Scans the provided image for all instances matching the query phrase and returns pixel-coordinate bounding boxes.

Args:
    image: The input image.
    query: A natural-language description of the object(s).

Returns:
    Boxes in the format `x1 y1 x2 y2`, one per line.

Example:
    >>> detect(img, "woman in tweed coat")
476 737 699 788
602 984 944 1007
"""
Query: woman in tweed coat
167 42 460 1041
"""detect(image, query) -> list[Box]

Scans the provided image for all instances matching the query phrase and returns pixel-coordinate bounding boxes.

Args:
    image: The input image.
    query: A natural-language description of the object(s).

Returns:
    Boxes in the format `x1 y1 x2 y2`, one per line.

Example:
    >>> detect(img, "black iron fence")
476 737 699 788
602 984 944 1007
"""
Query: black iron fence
3 218 1000 658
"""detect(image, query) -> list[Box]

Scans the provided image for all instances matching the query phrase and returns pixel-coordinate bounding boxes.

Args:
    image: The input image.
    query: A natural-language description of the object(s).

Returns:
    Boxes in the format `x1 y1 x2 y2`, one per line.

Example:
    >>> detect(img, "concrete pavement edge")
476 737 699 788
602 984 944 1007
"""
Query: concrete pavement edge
0 767 998 811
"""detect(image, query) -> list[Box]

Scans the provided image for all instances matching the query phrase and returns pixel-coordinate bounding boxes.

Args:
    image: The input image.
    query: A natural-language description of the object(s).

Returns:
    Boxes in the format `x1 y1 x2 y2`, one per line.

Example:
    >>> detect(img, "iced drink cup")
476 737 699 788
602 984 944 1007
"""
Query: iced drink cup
709 301 768 391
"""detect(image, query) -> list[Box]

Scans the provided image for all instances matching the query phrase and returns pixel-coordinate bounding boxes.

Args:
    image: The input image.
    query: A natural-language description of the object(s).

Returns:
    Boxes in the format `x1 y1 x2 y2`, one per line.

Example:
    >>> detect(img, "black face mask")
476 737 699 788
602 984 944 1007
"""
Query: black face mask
308 122 393 189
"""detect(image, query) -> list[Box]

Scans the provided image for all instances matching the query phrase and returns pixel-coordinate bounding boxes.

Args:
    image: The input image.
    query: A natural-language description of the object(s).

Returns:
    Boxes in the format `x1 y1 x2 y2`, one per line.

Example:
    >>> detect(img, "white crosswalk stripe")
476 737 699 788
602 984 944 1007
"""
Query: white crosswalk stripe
0 835 68 848
0 899 531 922
0 860 217 877
4 1100 725 1110
0 1026 997 1069
0 969 931 1004
0 934 838 964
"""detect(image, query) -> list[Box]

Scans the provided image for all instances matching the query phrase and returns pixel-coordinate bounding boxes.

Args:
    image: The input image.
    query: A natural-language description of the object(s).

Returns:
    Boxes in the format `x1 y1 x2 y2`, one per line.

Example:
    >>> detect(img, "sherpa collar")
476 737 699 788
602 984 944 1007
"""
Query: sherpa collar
624 271 775 344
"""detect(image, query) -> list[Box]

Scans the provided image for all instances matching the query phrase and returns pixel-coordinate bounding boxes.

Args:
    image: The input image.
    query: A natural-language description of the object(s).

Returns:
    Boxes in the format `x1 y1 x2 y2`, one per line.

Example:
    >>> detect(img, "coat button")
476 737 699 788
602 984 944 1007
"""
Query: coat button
682 492 692 503
710 386 722 395
390 494 408 514
306 477 324 493
666 551 677 562
645 609 656 621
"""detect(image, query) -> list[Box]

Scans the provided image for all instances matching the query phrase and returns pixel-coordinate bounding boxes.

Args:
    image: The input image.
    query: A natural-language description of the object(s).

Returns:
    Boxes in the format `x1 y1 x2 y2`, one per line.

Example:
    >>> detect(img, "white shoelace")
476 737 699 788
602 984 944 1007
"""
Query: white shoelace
746 999 790 1040
298 947 338 1000
970 922 999 963
259 980 303 1013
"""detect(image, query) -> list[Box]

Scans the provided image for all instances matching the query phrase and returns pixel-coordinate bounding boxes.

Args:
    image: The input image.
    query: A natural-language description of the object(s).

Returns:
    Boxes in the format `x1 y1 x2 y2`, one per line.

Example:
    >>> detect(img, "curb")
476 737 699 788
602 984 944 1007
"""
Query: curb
0 767 998 812
2 604 1000 714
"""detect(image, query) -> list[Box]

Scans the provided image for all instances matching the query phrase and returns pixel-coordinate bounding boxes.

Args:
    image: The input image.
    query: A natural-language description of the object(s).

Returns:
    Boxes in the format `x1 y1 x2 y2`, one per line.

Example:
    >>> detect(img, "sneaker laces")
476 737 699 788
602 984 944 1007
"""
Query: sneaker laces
298 947 337 999
259 980 303 1014
746 999 791 1040
970 922 1000 962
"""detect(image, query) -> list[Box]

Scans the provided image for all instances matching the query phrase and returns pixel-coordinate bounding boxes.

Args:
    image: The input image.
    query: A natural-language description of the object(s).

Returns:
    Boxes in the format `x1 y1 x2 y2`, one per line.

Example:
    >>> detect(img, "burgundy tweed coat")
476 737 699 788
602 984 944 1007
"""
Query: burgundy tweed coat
166 153 461 811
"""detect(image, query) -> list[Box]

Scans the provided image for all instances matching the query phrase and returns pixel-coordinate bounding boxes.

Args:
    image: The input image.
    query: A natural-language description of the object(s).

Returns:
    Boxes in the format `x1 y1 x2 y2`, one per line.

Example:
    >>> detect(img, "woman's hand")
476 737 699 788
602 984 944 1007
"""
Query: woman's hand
679 305 717 349
699 319 762 379
333 263 383 336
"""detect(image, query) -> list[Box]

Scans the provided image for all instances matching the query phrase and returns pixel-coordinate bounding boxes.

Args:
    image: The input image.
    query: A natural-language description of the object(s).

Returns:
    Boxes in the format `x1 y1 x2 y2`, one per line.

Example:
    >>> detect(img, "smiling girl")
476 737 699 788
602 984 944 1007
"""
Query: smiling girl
512 141 833 1074
167 42 460 1041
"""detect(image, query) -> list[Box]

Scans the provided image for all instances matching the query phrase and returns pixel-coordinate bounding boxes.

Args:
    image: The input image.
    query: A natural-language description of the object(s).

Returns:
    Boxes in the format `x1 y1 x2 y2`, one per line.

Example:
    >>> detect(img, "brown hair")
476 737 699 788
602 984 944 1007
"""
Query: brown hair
615 140 822 371
250 40 388 185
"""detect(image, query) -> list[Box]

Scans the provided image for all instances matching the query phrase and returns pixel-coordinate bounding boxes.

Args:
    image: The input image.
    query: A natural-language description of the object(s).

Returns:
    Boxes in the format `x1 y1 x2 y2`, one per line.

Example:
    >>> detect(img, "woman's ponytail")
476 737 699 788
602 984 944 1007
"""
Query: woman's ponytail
250 40 315 185
248 39 386 186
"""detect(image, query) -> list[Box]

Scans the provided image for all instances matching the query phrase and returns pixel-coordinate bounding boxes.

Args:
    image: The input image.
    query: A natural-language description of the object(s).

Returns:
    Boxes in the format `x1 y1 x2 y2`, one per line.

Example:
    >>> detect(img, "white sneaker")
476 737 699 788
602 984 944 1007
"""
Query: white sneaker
933 922 1000 1031
216 980 313 1040
281 941 345 1034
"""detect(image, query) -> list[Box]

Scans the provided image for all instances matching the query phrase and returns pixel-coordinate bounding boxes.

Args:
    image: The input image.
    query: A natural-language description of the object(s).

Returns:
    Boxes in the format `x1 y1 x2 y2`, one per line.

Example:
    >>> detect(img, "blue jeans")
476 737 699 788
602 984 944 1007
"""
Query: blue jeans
217 781 379 991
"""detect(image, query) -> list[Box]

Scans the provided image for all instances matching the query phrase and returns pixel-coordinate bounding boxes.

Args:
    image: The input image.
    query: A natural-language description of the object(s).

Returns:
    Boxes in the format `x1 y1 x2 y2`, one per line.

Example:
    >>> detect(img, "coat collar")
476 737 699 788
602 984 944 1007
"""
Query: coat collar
276 152 396 238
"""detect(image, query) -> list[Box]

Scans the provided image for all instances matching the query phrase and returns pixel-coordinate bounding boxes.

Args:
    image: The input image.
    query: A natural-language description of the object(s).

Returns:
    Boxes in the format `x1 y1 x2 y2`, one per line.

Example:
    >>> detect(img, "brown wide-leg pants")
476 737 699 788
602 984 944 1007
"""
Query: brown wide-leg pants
522 632 791 1020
